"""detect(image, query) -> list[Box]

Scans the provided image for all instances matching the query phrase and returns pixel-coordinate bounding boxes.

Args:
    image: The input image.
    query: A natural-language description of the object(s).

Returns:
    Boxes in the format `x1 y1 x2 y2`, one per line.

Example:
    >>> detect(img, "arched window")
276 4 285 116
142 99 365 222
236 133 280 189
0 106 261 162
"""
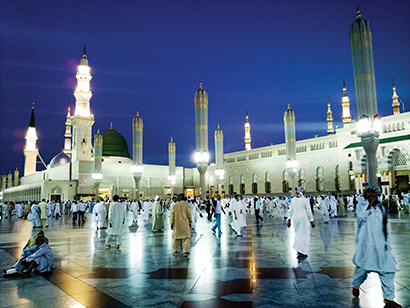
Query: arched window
298 168 306 187
252 173 258 194
265 171 271 194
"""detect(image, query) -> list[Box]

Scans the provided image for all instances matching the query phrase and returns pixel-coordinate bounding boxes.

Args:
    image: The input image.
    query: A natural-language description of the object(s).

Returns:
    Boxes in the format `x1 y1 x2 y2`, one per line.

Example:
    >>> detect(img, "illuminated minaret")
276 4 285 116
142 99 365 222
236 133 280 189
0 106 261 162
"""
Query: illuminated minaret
214 124 224 193
93 130 103 198
327 98 334 134
168 137 176 193
63 103 72 157
244 110 251 150
392 79 400 115
284 104 297 196
132 111 143 199
24 103 38 176
341 79 352 126
14 168 19 187
350 8 378 119
194 82 209 199
71 47 94 162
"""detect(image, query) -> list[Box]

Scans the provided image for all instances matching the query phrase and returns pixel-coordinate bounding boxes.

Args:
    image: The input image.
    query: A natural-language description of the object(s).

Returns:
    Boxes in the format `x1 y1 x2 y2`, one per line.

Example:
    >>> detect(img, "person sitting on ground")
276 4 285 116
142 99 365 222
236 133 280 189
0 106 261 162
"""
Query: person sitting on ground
3 235 53 278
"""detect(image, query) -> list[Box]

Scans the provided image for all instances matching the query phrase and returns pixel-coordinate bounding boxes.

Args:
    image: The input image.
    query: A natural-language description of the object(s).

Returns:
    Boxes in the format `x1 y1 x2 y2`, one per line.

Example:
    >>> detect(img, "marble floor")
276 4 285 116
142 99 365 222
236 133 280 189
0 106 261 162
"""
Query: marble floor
1 207 409 308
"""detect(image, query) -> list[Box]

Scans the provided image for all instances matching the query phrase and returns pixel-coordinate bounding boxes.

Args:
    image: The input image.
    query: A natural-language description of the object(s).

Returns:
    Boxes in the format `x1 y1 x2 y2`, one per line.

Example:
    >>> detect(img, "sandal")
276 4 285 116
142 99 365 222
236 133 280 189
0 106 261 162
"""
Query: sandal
173 251 178 256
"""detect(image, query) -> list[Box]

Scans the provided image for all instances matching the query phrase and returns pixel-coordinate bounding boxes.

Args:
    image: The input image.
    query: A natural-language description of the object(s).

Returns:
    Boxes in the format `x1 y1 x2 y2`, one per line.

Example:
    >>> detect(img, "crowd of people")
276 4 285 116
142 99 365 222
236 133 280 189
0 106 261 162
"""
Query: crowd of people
1 189 406 307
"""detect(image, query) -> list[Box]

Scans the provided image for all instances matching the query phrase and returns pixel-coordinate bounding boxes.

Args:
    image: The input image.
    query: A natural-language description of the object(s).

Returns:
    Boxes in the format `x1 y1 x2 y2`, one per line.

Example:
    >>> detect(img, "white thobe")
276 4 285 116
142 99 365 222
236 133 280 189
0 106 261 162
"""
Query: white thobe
131 201 139 224
93 202 106 228
288 196 314 255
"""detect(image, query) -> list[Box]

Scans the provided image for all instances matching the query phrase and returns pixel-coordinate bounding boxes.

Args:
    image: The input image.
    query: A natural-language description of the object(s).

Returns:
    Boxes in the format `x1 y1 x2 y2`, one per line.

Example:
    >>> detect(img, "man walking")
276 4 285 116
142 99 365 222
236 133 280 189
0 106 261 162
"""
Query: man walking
105 195 126 249
170 194 192 257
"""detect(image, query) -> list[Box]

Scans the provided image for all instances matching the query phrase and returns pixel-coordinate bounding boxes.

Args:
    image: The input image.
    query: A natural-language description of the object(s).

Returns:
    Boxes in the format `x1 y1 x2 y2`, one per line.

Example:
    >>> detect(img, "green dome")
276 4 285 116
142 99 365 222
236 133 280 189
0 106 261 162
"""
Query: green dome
101 127 131 158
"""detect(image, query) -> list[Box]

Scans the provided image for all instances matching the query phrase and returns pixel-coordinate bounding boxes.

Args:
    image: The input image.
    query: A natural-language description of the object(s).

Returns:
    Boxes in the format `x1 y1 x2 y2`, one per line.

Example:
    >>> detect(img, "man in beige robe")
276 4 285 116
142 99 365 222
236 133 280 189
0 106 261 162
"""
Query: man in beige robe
170 194 192 257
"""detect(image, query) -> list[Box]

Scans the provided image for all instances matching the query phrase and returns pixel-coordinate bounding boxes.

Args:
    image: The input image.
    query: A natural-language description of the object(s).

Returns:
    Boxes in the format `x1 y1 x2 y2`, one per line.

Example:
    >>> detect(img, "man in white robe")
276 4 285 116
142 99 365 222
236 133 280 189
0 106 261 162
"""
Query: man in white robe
287 187 315 258
130 199 139 226
352 185 402 308
239 195 247 228
151 195 164 231
329 194 338 217
230 194 242 236
93 199 106 230
319 195 330 223
105 195 126 249
143 199 151 222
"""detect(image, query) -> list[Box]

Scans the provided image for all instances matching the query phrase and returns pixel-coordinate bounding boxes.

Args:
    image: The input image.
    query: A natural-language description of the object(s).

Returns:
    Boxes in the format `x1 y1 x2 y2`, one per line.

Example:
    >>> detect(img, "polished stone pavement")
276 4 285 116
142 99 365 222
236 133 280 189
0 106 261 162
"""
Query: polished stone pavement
1 207 409 308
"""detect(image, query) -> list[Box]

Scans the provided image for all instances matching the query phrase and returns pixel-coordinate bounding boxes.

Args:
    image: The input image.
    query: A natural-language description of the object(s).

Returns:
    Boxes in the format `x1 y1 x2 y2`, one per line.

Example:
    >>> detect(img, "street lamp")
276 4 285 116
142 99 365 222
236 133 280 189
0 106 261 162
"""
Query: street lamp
168 175 177 186
357 114 381 187
195 150 209 199
132 164 143 199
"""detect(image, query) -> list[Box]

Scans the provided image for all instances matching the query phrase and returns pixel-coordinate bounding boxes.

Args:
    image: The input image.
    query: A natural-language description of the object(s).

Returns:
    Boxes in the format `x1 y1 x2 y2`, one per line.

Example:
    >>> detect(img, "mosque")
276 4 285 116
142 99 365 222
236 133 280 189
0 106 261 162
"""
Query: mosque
1 9 409 202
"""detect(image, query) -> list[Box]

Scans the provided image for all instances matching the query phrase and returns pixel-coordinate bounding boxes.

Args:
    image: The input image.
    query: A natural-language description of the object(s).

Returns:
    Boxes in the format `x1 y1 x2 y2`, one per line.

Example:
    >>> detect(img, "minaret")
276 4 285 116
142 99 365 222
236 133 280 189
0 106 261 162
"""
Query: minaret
284 104 297 196
24 103 38 176
341 79 352 126
93 130 103 198
194 82 209 199
350 8 378 119
327 98 334 134
214 124 224 169
63 103 72 157
244 110 251 150
14 168 19 186
214 124 224 193
71 47 94 162
168 137 176 190
392 79 400 115
132 111 143 199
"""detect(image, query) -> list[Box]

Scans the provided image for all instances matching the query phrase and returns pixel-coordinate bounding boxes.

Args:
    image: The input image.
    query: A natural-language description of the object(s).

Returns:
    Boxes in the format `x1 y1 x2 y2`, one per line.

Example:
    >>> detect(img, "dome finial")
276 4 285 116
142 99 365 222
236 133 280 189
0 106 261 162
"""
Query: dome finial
170 136 173 142
137 111 139 117
110 122 113 129
287 103 291 110
199 82 203 90
217 123 220 129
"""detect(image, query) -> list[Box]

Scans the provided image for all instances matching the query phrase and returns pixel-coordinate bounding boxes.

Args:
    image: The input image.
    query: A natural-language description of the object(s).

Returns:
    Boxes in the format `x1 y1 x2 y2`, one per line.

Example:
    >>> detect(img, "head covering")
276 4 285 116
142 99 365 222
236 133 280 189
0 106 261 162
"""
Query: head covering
363 184 381 196
296 186 305 197
155 195 159 201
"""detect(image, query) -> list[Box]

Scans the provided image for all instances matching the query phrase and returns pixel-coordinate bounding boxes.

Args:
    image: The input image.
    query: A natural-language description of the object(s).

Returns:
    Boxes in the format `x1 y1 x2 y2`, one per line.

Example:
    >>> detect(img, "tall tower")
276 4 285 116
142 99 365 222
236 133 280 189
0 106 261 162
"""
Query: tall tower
214 124 224 169
350 8 378 119
327 98 334 134
392 79 400 115
341 79 352 126
284 104 297 196
24 103 39 176
71 48 94 162
194 82 209 198
93 130 103 198
63 103 72 157
214 124 224 193
132 111 143 199
168 137 176 190
244 110 251 150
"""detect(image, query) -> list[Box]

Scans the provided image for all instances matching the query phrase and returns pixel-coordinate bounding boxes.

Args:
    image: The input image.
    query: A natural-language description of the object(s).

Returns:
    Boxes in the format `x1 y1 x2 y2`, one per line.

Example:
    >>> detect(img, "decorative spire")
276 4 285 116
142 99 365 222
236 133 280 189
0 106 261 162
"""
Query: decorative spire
356 7 361 19
341 79 351 127
29 102 35 127
327 98 334 134
287 103 291 110
392 79 400 115
83 45 86 55
244 110 251 150
110 122 113 129
217 124 220 129
97 129 100 134
199 82 203 90
136 111 139 118
170 136 173 142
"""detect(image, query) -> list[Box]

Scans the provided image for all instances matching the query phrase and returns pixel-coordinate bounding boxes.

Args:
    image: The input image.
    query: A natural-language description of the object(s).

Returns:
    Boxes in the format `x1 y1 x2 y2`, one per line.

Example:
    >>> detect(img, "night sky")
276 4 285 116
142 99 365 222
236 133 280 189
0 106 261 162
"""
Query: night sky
1 0 409 176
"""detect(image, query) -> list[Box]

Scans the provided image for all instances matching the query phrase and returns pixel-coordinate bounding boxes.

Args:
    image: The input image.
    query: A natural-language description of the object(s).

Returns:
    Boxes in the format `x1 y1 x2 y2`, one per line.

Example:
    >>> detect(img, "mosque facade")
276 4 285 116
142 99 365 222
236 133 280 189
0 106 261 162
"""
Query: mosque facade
1 10 409 202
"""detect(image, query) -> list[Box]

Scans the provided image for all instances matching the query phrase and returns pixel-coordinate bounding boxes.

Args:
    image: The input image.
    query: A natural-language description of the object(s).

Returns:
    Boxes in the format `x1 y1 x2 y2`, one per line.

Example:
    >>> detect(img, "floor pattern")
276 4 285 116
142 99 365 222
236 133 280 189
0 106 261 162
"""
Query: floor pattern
1 208 409 308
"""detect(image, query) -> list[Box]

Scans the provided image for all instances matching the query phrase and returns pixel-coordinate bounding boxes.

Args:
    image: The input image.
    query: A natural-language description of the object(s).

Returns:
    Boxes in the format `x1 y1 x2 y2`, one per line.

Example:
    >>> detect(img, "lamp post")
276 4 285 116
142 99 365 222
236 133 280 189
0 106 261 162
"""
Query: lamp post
132 112 143 200
286 159 298 197
131 164 143 199
357 114 381 186
195 150 209 199
215 168 224 195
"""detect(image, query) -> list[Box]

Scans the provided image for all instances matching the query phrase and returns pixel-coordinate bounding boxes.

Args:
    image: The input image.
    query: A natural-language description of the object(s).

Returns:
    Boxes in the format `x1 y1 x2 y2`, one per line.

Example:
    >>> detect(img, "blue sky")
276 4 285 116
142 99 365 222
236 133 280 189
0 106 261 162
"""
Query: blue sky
1 0 409 175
